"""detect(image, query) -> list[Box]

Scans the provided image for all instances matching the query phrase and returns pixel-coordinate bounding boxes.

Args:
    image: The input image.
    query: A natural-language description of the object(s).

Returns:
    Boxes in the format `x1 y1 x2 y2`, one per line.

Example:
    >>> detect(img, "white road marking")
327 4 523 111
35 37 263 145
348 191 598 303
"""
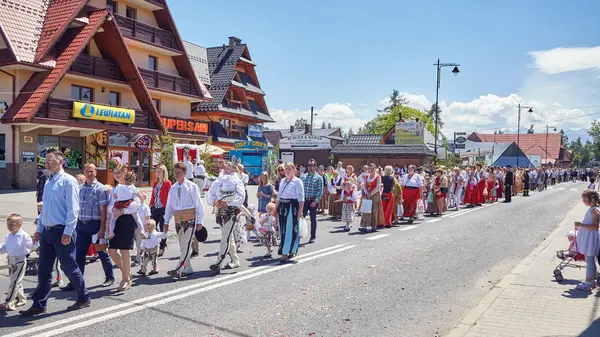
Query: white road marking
447 203 496 218
570 188 578 191
6 244 354 337
548 186 555 190
365 234 390 241
427 219 442 223
398 225 417 231
557 187 566 190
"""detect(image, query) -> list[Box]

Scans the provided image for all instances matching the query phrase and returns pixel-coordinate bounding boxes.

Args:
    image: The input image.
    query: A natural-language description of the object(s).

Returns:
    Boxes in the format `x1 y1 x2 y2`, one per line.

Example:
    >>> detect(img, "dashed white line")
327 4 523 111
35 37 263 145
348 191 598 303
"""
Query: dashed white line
365 234 390 241
5 244 355 337
570 188 579 191
398 225 418 231
427 218 442 223
557 187 566 190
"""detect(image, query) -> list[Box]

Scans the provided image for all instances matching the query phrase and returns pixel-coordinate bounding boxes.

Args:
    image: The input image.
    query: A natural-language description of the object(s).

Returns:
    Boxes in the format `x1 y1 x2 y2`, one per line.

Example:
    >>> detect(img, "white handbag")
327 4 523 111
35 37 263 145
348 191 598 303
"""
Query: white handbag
360 199 373 214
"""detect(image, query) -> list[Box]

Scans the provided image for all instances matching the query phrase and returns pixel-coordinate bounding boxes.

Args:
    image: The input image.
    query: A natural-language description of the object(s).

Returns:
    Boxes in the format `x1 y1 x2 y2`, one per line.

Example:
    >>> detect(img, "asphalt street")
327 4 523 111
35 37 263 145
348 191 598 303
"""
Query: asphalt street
0 182 587 337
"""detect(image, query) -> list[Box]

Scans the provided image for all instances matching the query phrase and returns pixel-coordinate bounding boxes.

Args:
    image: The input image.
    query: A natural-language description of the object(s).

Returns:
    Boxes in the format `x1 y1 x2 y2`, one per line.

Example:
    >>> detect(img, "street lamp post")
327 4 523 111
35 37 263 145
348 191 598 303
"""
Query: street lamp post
546 125 557 167
516 103 534 167
434 59 460 158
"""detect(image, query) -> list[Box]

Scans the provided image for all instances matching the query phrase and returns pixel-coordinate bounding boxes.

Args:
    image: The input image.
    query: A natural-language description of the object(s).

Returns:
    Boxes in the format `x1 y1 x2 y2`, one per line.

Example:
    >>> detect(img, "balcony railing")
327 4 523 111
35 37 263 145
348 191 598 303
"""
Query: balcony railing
139 68 199 96
70 54 126 81
115 14 181 51
36 98 157 130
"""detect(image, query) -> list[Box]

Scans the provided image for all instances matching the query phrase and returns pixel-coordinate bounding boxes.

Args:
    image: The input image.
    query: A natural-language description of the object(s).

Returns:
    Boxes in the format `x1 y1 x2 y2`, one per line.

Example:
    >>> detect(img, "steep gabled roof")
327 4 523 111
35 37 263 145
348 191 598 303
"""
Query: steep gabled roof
183 40 210 87
35 0 88 63
468 132 562 163
0 0 49 64
4 9 164 132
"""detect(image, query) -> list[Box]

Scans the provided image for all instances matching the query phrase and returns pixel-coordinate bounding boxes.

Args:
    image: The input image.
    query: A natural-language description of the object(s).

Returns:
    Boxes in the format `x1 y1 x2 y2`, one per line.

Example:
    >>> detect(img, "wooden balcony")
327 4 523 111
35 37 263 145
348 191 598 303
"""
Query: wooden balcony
115 14 181 52
36 98 157 130
70 54 126 82
139 68 199 96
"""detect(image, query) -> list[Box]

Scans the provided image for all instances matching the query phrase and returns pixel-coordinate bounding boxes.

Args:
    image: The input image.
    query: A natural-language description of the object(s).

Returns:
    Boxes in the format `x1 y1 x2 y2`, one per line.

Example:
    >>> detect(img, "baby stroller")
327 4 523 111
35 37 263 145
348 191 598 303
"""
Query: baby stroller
553 248 585 282
553 230 600 284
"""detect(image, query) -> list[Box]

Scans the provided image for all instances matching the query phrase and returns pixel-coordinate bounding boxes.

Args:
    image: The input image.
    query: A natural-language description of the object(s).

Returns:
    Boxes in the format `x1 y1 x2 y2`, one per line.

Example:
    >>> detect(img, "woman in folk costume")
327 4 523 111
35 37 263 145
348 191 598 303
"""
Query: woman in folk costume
486 168 496 203
401 165 423 223
207 161 245 275
327 170 343 219
360 163 384 232
523 169 530 196
495 167 504 200
340 180 356 231
345 165 359 211
277 162 305 263
450 167 465 210
475 164 487 206
463 166 479 207
381 166 396 228
432 168 449 215
392 174 403 223
320 166 334 213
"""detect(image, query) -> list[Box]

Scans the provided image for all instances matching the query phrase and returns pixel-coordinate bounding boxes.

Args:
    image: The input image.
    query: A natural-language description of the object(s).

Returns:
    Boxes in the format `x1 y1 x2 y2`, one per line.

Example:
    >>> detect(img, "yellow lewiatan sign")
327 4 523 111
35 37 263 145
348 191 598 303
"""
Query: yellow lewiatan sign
73 102 136 124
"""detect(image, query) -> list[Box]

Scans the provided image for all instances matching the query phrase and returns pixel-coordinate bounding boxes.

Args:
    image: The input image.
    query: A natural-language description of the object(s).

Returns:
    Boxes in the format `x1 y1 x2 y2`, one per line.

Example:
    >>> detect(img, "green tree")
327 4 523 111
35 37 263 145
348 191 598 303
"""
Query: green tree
347 127 354 138
582 140 594 165
378 89 408 113
428 103 444 130
321 121 326 129
294 118 307 130
153 131 175 182
327 122 332 129
588 121 600 160
560 129 568 145
362 105 435 135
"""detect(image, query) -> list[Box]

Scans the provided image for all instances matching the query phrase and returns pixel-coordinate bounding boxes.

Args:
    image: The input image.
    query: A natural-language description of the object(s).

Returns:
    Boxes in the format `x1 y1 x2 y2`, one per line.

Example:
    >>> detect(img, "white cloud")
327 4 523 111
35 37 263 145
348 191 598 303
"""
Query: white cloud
528 46 600 74
269 103 370 132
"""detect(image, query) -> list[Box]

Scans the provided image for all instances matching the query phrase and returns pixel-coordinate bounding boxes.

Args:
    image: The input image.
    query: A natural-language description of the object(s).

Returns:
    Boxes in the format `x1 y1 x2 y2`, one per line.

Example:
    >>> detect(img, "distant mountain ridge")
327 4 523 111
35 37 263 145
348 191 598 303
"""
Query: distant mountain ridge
494 128 591 144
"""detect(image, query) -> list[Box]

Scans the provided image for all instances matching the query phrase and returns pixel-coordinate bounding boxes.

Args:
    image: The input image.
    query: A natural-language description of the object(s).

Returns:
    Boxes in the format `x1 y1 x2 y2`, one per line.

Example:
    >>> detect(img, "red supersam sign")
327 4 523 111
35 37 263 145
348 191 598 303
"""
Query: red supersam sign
161 118 208 134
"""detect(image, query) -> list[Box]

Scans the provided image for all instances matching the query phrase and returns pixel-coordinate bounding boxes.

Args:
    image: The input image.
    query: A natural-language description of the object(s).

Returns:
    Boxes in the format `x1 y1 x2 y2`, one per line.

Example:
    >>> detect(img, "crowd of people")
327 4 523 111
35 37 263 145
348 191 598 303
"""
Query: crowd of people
0 149 591 315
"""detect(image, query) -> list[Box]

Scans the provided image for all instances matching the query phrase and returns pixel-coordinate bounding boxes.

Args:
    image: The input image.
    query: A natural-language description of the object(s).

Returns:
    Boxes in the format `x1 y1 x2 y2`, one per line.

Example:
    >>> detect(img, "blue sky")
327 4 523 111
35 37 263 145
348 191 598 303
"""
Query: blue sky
171 0 600 137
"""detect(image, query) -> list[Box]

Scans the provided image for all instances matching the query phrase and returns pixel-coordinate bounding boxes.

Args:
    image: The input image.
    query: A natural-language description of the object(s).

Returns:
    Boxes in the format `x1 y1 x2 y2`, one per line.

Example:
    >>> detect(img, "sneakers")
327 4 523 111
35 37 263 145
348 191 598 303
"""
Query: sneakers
576 281 597 291
344 224 351 232
66 300 91 311
0 302 16 311
209 264 221 275
190 251 199 258
308 238 315 244
264 253 272 258
137 270 147 276
223 263 240 270
19 306 46 317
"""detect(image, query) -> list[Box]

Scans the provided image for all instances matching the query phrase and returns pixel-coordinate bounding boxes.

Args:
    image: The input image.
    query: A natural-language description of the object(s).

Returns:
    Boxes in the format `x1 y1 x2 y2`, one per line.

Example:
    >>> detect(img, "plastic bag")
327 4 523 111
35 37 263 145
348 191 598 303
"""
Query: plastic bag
298 217 309 238
417 200 425 214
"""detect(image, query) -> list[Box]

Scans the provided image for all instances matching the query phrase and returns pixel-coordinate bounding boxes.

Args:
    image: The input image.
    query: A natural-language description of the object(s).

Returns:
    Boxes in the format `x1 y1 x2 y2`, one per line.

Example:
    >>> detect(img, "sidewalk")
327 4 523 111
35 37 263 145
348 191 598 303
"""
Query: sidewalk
447 200 600 337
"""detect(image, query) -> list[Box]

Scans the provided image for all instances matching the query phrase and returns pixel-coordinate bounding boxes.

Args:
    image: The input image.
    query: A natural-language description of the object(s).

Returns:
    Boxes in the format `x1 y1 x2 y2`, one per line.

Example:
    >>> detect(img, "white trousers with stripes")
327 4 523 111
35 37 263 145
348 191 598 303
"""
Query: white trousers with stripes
6 256 27 304
216 217 239 268
175 225 195 274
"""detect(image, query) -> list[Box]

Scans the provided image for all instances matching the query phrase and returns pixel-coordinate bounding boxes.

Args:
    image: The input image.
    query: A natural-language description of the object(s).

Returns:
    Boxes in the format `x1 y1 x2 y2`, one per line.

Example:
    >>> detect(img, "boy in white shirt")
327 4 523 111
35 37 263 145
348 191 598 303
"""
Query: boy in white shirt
137 219 167 276
0 214 34 311
134 192 152 265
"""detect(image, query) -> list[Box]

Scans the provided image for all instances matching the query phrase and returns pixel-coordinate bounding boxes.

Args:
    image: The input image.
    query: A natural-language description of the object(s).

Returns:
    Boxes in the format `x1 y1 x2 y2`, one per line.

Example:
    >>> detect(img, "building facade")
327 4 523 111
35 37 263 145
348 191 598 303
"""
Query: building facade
193 36 272 169
0 0 209 188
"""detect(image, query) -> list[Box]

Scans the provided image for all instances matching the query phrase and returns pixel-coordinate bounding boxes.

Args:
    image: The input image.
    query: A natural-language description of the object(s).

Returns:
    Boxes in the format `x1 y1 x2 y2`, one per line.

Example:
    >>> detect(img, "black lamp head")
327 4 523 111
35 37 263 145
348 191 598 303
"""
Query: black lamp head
452 66 460 75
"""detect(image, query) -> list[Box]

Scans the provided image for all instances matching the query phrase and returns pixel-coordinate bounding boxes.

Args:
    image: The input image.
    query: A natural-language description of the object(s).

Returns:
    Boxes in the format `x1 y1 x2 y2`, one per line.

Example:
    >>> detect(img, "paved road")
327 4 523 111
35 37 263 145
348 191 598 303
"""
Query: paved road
0 182 586 337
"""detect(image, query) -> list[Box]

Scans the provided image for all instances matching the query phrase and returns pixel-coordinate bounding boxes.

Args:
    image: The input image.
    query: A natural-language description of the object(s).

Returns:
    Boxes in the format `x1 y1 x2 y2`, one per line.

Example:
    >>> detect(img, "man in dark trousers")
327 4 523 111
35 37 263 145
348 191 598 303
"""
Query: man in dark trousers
503 166 514 203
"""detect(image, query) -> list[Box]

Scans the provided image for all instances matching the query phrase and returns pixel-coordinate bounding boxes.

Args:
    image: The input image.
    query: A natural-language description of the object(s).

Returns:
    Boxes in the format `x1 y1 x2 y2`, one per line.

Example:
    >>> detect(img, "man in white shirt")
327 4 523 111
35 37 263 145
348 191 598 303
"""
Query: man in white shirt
194 160 207 196
184 156 194 181
337 162 346 182
207 161 245 275
163 162 205 278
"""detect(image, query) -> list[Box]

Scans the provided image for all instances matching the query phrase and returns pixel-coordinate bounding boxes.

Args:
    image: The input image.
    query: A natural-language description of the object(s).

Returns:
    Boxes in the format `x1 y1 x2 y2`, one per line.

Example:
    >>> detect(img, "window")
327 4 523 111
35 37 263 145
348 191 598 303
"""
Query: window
37 136 82 170
152 98 160 112
107 0 117 12
125 6 136 19
148 56 158 71
71 85 93 102
109 91 120 106
220 118 231 130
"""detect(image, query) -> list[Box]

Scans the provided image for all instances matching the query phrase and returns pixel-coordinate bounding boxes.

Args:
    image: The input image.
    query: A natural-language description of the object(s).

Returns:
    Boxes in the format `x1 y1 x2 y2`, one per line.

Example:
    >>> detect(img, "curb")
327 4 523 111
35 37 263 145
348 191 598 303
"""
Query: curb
445 200 585 337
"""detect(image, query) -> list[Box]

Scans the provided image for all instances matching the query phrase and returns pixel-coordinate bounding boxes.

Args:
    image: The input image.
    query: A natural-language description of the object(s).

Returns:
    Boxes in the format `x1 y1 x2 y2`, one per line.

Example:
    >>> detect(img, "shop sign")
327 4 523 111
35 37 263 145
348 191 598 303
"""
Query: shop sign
135 135 151 151
279 135 330 150
22 151 35 163
248 124 263 137
395 122 424 145
23 135 33 143
73 101 136 124
161 118 209 135
281 152 294 163
234 140 267 149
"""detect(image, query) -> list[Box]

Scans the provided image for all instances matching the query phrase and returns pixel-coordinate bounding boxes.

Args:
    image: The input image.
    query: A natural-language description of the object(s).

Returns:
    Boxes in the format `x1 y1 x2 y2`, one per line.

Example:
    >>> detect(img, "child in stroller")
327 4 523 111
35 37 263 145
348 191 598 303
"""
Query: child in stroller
553 230 586 283
556 230 578 259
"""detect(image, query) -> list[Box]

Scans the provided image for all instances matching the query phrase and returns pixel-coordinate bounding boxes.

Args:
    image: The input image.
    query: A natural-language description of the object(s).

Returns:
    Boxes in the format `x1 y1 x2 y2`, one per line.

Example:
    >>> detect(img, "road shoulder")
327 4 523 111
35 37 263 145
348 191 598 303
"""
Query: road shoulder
446 199 598 337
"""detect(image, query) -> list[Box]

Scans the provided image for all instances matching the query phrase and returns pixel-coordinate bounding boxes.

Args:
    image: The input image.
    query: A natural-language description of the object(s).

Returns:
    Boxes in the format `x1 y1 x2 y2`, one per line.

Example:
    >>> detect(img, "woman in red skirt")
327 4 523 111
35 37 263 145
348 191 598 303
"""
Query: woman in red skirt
476 164 487 206
381 166 396 227
401 165 423 223
496 167 504 200
486 168 496 203
463 167 479 207
433 169 448 215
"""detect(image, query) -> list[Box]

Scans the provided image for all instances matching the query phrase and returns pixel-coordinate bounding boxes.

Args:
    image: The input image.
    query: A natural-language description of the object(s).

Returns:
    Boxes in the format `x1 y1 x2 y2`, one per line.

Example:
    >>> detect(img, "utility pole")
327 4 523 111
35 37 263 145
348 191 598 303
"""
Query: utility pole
310 106 314 135
433 59 460 159
546 125 556 167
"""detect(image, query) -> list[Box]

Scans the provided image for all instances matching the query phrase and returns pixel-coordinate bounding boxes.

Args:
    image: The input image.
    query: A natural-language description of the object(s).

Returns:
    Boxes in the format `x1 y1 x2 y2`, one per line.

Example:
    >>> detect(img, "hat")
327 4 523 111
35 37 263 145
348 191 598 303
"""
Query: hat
195 226 208 242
